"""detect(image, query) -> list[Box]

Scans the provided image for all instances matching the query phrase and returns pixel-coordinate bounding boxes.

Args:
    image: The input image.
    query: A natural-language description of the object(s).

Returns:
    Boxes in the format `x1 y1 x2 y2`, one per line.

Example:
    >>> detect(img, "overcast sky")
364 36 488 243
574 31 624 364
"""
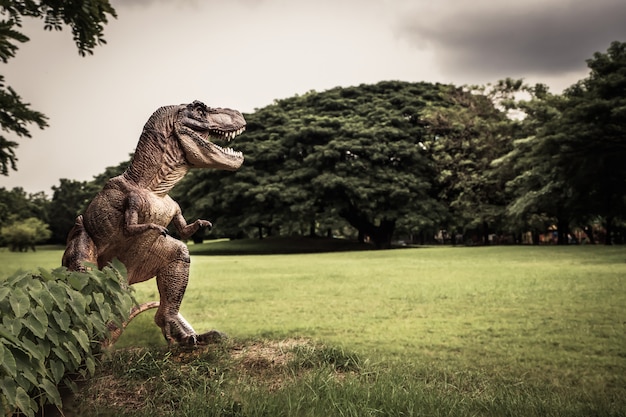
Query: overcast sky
1 0 625 195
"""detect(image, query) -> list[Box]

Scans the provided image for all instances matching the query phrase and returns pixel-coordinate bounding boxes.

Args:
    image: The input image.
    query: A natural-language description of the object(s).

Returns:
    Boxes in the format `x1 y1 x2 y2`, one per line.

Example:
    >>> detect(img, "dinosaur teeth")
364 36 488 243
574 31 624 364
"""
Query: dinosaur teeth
216 144 242 158
224 147 243 158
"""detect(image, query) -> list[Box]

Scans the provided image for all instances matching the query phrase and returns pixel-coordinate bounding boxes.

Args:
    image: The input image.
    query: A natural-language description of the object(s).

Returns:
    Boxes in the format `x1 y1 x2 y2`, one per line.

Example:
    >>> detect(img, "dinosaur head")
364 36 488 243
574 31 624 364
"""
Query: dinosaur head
175 100 246 171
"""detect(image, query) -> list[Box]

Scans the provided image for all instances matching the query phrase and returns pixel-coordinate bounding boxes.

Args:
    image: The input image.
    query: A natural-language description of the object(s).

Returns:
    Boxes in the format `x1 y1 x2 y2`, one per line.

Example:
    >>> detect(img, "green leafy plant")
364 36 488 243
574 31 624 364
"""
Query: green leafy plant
0 260 135 417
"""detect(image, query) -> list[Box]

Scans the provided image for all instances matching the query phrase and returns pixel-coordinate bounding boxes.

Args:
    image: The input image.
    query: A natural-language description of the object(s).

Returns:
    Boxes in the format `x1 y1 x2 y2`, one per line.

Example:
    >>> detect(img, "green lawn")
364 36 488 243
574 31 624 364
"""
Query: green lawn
2 242 625 416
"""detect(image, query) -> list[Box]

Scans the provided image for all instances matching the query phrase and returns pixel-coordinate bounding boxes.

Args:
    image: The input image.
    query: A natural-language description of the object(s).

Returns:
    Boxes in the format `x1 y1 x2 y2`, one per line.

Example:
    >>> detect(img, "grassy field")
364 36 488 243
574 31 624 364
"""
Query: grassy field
1 241 625 416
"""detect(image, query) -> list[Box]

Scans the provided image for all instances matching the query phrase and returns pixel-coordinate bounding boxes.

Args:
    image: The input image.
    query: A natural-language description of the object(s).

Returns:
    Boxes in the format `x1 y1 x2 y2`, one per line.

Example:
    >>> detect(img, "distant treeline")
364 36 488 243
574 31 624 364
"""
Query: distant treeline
1 41 625 249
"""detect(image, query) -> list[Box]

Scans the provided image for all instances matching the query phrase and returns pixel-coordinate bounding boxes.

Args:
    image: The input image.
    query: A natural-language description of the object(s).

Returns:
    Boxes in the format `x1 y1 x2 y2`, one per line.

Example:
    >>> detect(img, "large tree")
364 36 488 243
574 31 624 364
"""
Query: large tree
175 81 513 248
492 82 575 244
0 0 116 174
495 41 626 245
559 41 626 243
420 81 516 244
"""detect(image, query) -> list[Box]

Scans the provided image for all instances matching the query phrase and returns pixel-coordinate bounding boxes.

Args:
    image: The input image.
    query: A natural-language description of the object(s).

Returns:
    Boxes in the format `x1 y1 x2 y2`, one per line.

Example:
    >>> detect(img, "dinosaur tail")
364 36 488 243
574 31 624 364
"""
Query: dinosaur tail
103 301 161 347
62 215 97 271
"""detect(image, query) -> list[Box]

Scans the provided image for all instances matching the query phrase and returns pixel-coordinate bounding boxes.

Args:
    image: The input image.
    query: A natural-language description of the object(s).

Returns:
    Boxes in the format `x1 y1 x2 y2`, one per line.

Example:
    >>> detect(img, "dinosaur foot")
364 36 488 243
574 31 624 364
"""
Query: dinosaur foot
179 330 227 346
196 330 228 345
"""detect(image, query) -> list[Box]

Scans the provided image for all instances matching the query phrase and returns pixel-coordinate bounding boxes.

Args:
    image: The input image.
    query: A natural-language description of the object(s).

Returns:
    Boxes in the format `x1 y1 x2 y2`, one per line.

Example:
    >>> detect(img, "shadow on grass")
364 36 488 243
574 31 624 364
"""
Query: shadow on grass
188 236 376 256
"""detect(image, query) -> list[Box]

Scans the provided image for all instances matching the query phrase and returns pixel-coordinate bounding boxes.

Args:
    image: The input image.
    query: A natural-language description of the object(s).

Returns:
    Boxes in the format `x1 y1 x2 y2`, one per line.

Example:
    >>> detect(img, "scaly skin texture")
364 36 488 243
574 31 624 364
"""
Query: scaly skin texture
62 101 245 345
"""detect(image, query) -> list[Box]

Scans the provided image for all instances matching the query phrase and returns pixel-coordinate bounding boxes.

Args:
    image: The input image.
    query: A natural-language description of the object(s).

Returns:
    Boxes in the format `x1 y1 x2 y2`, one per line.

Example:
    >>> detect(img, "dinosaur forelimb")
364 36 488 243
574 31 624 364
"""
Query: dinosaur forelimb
123 192 170 237
173 213 212 240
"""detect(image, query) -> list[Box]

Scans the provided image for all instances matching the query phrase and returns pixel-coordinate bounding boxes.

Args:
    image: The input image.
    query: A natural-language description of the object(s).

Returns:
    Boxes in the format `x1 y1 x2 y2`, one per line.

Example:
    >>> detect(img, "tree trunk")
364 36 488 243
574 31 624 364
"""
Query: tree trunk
482 221 490 245
370 219 395 249
309 219 317 237
532 230 540 245
604 216 613 245
557 217 569 245
340 206 395 249
583 225 596 244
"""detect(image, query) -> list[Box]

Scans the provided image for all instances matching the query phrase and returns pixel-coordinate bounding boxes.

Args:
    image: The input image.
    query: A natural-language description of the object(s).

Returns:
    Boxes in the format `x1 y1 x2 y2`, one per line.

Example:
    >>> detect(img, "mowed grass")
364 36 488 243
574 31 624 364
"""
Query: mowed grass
2 242 625 416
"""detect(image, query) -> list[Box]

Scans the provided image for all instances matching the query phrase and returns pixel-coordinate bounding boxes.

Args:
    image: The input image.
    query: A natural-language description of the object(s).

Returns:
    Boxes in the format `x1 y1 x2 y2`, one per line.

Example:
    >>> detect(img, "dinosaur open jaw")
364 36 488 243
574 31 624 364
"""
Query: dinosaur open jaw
175 123 245 170
208 128 245 159
176 102 246 170
209 133 243 159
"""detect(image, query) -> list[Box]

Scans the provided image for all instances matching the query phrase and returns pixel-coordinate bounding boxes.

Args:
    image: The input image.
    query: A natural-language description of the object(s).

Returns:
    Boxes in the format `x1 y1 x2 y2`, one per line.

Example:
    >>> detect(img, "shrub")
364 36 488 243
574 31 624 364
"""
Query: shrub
0 260 135 417
0 217 52 252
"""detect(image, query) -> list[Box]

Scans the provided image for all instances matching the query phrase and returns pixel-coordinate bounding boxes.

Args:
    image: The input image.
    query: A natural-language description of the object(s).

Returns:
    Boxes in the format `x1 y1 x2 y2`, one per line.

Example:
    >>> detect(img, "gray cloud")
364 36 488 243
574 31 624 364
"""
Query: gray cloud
396 0 626 79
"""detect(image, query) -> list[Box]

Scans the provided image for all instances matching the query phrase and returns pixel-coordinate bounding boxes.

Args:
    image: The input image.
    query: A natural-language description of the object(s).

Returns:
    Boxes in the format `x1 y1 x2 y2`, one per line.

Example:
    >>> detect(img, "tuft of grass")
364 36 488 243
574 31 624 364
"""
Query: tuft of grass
71 338 624 417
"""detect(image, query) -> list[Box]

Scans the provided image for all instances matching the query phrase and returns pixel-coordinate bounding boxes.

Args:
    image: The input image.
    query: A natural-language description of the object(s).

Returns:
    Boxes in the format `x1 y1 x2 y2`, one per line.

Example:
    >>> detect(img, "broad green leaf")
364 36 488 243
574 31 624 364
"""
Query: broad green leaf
52 311 71 332
0 376 17 406
63 341 81 368
9 288 30 318
32 305 48 330
88 311 107 335
45 326 60 346
0 287 10 302
47 283 68 310
97 302 112 323
68 292 87 316
0 324 20 348
92 292 105 309
110 258 128 278
40 378 62 406
26 279 43 293
72 329 90 352
20 306 48 339
51 347 68 364
15 386 36 417
19 365 38 388
85 356 96 376
2 316 22 336
19 337 44 362
22 314 46 340
68 273 87 291
35 338 50 359
33 288 54 315
12 349 37 387
49 359 65 384
37 267 54 282
7 273 30 288
0 343 17 377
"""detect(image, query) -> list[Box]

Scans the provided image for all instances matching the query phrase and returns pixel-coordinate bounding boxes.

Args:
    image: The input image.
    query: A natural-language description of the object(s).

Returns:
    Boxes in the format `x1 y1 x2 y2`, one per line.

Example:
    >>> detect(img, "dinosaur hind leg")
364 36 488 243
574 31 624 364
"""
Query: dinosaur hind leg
153 242 199 345
62 215 97 271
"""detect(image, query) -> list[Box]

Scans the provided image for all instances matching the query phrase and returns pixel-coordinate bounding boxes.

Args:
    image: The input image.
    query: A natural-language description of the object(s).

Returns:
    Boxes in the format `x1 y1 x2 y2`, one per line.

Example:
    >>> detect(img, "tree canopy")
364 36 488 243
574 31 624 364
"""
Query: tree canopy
496 41 626 244
173 81 515 248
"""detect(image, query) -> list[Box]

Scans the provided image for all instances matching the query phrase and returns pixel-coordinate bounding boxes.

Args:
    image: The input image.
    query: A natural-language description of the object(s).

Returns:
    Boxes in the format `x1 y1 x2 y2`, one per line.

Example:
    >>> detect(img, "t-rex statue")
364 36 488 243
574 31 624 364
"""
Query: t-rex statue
62 100 245 345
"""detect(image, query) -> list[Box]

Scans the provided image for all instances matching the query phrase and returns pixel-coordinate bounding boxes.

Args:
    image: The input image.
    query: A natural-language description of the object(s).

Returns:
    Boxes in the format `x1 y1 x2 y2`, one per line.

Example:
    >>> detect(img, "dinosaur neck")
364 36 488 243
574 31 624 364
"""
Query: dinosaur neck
124 159 189 197
124 128 190 196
